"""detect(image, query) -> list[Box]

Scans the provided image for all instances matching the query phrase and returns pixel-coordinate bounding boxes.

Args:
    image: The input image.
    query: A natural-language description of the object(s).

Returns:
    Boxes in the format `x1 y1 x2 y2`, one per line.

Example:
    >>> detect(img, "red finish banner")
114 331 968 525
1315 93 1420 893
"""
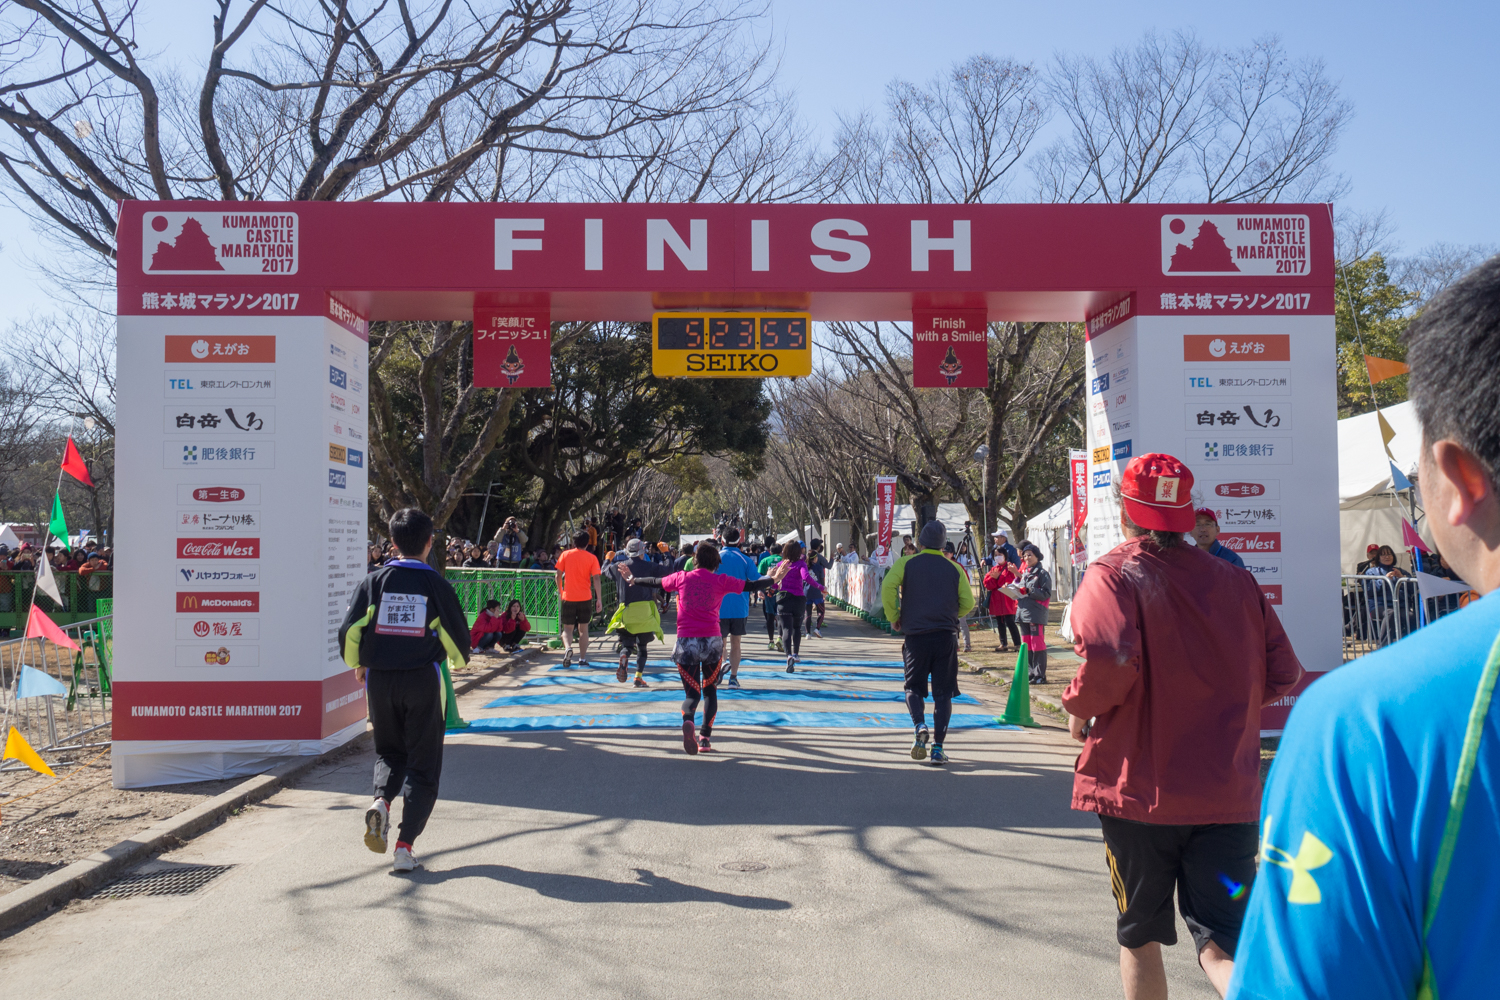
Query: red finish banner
874 477 898 564
474 306 552 387
912 309 988 388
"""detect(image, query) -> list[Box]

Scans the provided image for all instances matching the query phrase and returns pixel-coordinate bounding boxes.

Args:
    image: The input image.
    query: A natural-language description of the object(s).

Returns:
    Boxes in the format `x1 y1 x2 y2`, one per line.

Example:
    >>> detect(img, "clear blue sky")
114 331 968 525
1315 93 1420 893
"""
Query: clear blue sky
1 0 1494 327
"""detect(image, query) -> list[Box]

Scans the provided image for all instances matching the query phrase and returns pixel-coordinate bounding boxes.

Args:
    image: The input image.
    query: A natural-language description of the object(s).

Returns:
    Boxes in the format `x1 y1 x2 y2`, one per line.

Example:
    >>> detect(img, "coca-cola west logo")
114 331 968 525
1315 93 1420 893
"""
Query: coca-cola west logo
176 538 260 559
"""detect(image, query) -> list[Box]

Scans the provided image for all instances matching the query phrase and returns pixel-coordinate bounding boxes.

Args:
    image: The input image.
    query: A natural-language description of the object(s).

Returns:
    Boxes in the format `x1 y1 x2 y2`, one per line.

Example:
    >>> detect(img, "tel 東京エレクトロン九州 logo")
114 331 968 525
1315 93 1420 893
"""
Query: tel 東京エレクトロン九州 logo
142 212 298 275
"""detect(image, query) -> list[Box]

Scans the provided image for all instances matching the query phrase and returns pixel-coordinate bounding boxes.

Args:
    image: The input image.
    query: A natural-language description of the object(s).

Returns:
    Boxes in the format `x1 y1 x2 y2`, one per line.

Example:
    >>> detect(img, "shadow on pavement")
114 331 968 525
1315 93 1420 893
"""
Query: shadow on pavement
399 864 791 909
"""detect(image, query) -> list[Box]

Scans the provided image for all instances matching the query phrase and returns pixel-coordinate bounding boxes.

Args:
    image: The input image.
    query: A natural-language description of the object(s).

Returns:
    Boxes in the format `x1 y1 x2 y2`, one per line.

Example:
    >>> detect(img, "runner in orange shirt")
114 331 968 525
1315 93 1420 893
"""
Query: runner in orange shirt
555 530 602 667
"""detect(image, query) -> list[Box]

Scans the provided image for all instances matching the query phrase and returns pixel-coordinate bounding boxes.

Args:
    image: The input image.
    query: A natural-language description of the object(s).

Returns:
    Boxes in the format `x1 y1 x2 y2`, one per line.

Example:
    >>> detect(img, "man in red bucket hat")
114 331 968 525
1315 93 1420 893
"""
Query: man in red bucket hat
1062 452 1304 1000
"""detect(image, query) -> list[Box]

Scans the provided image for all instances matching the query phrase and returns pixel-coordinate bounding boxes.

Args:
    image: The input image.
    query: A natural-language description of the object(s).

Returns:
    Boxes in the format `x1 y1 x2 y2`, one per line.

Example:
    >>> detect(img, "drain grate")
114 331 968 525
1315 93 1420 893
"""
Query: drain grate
719 860 769 873
96 864 235 899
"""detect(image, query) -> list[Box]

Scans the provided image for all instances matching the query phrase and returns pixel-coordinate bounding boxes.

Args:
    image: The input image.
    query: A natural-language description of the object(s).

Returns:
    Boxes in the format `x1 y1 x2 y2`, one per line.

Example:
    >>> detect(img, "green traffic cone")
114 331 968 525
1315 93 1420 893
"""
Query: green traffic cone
998 644 1040 727
440 658 469 731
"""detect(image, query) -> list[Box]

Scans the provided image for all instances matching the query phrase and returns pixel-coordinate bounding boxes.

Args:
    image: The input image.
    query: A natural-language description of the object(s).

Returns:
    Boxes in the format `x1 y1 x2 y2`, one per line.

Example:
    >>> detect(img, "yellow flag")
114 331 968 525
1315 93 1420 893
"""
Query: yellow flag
1376 408 1398 460
3 726 55 777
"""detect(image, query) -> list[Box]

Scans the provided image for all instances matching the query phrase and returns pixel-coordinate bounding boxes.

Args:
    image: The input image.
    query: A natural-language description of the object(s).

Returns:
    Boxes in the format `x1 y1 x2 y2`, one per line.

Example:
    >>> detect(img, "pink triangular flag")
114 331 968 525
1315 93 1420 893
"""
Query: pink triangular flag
1401 518 1431 553
25 605 80 651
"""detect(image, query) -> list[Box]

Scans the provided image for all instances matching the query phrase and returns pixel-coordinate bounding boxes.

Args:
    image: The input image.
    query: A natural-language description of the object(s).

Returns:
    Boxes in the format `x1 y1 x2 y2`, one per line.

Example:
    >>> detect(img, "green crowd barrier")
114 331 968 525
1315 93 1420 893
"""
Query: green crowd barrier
444 565 622 639
0 570 114 630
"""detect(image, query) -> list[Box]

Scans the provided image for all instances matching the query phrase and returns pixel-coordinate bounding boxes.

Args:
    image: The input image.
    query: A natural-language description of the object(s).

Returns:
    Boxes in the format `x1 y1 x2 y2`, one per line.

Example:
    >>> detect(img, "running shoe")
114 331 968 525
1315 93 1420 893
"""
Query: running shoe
697 734 715 753
929 744 949 766
682 719 699 755
812 628 823 639
561 649 574 668
392 846 418 872
579 659 592 669
617 651 629 683
786 656 796 674
726 675 741 689
910 727 930 761
363 798 390 853
634 676 649 688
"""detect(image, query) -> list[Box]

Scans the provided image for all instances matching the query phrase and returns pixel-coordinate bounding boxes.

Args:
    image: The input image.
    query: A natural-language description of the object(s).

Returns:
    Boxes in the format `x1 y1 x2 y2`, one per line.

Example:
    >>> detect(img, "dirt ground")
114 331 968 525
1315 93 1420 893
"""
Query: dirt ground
0 736 245 897
0 650 521 899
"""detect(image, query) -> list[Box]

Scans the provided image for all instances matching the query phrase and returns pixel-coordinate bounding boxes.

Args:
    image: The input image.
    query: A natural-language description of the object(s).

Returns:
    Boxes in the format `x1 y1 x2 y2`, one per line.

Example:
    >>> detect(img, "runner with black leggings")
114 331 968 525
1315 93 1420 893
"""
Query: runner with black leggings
769 541 824 673
617 542 775 754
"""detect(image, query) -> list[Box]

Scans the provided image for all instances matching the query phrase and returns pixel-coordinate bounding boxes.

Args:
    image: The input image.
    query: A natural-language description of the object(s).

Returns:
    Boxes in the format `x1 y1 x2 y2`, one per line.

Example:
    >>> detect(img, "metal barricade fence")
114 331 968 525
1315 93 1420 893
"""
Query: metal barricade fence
0 570 115 631
0 614 113 769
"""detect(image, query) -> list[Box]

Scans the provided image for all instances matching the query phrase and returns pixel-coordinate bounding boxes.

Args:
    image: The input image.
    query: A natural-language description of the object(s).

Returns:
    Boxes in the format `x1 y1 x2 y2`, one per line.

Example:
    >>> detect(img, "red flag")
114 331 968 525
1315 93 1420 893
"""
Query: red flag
1401 518 1431 553
26 604 81 651
61 437 93 487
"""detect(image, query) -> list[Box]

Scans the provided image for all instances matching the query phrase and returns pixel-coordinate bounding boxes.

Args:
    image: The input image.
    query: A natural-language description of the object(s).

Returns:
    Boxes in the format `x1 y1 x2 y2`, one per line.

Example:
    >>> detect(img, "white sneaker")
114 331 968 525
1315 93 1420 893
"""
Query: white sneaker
812 628 823 639
393 846 418 872
363 799 390 854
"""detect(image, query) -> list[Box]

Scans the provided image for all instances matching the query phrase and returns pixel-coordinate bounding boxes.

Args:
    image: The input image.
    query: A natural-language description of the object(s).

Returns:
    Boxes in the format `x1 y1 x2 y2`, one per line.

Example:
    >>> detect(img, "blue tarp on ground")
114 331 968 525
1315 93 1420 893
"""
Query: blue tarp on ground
522 669 905 687
483 688 981 708
549 657 905 673
464 711 1018 732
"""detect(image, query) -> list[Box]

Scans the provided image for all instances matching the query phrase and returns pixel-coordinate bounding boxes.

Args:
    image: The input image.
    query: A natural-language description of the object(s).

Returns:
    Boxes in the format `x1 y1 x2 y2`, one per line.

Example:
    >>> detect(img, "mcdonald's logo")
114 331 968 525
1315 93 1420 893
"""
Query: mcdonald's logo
176 591 259 613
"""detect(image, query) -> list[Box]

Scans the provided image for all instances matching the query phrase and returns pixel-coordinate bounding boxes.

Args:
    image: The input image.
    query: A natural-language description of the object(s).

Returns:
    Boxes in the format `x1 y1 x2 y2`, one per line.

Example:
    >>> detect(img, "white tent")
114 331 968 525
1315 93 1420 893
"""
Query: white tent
1338 400 1421 503
1336 400 1431 573
0 524 20 549
1024 495 1076 600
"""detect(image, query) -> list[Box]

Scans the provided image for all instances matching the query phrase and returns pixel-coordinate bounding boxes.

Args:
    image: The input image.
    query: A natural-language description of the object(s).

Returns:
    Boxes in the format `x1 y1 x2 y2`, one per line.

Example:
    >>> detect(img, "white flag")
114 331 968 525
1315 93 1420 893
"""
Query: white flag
1416 571 1472 601
36 553 63 606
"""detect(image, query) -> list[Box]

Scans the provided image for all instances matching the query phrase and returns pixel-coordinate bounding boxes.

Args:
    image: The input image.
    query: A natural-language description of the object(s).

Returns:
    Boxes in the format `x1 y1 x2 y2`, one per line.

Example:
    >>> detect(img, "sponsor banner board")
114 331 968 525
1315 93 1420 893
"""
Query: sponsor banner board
1161 214 1310 276
176 510 260 533
165 372 276 397
143 211 298 275
176 618 261 640
176 591 260 613
874 477 898 565
174 644 261 667
177 485 260 504
1183 334 1291 362
165 334 276 363
166 441 275 469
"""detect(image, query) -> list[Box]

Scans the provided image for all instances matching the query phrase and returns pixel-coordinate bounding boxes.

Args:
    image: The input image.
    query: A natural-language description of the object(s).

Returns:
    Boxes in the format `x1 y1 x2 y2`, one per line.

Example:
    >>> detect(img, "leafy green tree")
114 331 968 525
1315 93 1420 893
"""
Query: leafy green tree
1335 253 1417 416
672 489 721 533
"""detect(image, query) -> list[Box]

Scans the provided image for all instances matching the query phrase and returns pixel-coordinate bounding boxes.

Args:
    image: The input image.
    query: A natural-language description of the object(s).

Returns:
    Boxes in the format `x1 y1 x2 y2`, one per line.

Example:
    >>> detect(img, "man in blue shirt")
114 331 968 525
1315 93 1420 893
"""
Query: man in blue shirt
715 528 761 689
1230 256 1500 1000
1192 507 1245 569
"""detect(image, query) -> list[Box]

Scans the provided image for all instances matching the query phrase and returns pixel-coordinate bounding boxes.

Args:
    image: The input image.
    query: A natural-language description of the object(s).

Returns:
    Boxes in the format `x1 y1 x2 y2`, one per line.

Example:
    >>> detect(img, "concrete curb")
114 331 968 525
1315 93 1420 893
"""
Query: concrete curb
958 654 1068 716
0 647 537 936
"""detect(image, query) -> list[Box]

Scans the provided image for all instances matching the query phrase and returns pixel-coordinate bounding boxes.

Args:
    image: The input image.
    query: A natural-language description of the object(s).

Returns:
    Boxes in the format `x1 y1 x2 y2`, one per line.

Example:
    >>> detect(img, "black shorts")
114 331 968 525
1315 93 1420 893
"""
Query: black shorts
560 600 594 626
720 616 748 637
902 629 960 699
1098 815 1258 956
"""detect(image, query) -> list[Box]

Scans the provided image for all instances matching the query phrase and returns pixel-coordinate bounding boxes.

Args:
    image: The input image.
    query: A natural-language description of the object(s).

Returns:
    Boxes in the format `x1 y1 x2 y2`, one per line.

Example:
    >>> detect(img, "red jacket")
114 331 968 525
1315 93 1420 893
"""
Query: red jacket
983 564 1018 616
1061 536 1303 824
470 610 504 644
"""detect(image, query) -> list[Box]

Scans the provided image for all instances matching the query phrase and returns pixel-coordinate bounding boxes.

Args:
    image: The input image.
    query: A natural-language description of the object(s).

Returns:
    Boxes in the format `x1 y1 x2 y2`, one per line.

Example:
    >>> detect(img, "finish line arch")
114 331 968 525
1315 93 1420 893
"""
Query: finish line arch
112 201 1336 785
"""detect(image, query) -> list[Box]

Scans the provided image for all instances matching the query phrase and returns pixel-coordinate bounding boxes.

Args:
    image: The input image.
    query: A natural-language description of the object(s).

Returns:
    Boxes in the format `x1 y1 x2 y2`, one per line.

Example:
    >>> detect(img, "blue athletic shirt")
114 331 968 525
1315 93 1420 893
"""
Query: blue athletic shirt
716 545 759 619
1229 590 1500 1000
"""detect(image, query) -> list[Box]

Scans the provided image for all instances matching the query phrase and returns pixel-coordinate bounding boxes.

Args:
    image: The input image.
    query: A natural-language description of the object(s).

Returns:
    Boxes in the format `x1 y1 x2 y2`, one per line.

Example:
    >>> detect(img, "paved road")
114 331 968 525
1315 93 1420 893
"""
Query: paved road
1 610 1217 999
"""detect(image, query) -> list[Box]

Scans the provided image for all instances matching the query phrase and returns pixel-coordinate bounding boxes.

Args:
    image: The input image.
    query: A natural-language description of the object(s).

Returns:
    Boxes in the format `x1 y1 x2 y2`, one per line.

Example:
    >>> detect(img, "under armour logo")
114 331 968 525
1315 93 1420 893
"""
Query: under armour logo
1260 818 1334 904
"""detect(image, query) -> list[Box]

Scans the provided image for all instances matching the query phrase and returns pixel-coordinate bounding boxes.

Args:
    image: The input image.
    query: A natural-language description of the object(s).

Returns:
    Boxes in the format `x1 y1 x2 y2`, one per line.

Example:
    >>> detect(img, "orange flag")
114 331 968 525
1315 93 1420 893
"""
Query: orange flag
25 605 80 651
1365 355 1410 384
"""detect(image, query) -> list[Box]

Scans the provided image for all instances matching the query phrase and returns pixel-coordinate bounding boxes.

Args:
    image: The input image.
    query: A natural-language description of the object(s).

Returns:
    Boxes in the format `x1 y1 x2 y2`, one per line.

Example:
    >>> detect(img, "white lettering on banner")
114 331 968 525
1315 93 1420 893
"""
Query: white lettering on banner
1158 291 1313 312
494 219 544 270
1186 402 1292 431
1194 438 1294 464
165 372 275 397
646 219 708 271
177 484 260 504
375 592 428 636
1185 369 1292 396
1200 479 1281 501
585 218 604 271
326 688 366 714
810 219 871 273
911 220 971 271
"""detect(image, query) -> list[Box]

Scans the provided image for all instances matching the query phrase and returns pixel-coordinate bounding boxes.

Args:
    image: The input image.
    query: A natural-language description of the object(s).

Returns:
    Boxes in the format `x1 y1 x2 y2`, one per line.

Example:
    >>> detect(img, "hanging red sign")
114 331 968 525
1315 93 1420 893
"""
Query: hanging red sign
1069 448 1089 558
912 309 988 388
874 476 898 565
474 306 552 387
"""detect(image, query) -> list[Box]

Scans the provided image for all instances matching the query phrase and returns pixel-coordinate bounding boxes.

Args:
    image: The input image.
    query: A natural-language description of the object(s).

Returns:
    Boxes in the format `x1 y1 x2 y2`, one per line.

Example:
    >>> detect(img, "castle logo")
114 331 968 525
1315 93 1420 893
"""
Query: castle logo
1161 214 1310 277
143 211 298 275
